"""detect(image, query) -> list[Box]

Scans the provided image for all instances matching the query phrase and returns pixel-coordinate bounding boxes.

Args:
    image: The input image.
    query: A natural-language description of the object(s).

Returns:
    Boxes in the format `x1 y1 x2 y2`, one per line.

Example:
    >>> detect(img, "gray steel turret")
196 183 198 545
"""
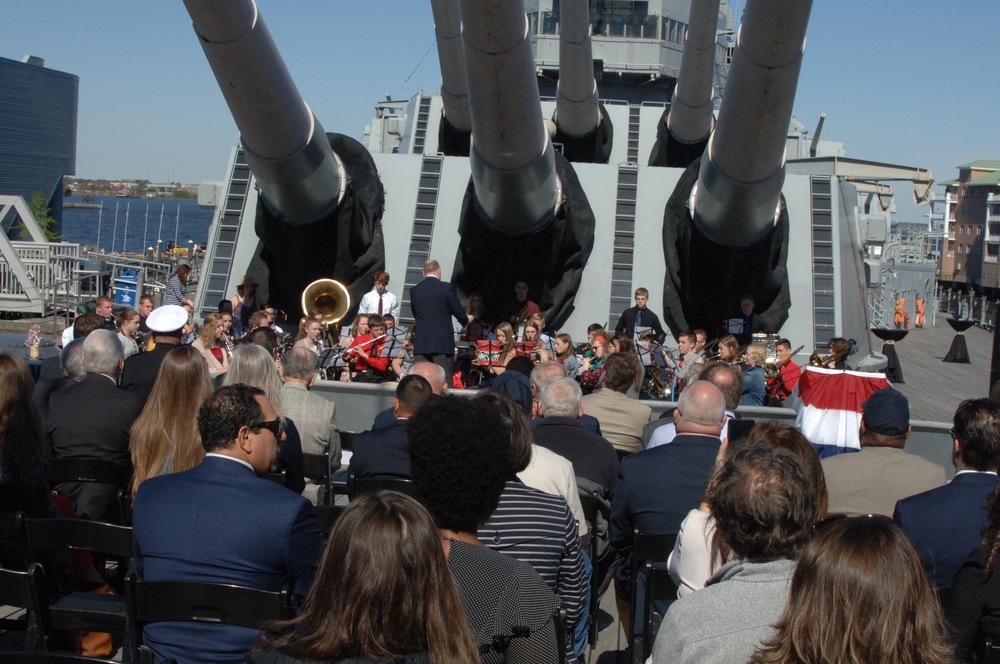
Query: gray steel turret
182 0 384 316
431 0 472 156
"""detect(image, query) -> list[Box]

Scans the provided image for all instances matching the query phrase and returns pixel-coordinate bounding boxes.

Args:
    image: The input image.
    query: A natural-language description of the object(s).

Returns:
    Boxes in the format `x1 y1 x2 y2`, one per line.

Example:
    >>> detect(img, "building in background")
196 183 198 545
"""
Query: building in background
0 55 79 236
937 161 1000 293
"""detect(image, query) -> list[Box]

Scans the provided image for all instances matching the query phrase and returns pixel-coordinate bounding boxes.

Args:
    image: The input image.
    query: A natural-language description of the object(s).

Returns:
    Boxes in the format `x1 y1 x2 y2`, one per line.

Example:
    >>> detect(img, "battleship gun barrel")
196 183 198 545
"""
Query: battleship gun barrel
555 0 600 138
431 0 471 133
666 0 720 145
182 0 344 225
693 0 813 246
461 0 560 234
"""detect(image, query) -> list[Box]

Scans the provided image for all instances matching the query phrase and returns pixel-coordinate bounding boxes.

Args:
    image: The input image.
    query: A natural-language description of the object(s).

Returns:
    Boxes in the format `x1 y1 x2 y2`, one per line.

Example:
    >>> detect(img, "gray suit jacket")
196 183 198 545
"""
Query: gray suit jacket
581 389 652 455
280 381 341 463
822 446 946 517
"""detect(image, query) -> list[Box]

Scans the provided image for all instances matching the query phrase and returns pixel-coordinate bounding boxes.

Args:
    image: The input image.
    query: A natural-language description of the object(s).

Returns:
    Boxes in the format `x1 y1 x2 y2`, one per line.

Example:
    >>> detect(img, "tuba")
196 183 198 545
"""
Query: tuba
301 279 351 324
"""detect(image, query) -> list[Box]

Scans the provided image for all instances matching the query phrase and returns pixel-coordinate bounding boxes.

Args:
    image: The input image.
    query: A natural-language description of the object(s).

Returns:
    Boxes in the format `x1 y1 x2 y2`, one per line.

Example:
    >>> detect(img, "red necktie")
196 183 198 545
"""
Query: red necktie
378 294 383 316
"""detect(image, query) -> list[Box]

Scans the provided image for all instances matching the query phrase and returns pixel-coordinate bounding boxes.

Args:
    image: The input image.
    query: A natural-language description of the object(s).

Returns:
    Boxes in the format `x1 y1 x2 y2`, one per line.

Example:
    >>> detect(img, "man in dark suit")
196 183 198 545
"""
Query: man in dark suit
408 258 471 377
46 330 144 522
132 385 322 664
614 287 665 342
351 374 433 479
371 361 447 430
528 361 603 435
610 380 725 635
894 398 1000 590
33 337 86 425
119 304 187 401
38 313 106 382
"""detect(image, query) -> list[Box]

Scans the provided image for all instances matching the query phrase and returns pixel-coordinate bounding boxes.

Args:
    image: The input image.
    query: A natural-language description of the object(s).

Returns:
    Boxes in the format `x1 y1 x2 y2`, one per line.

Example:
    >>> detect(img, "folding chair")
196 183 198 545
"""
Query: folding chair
313 504 347 535
0 651 117 664
301 452 334 506
346 471 420 501
639 561 679 660
46 458 132 526
0 563 52 651
628 530 676 664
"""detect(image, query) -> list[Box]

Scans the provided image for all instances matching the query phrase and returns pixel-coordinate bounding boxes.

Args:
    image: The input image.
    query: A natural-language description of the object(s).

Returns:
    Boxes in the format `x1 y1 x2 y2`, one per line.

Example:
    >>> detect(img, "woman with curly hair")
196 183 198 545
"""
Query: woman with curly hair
408 395 561 664
192 312 228 374
129 346 214 496
752 517 954 664
251 492 480 664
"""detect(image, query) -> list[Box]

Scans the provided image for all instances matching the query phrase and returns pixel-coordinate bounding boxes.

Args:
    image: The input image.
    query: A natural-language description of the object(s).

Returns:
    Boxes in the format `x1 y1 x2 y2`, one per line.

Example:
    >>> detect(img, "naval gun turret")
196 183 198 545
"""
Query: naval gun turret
661 0 813 336
183 0 384 317
449 0 596 329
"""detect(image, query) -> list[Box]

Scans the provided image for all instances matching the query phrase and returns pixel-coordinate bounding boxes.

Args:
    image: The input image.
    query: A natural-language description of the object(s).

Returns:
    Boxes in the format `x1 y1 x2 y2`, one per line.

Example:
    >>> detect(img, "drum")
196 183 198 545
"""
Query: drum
475 340 502 366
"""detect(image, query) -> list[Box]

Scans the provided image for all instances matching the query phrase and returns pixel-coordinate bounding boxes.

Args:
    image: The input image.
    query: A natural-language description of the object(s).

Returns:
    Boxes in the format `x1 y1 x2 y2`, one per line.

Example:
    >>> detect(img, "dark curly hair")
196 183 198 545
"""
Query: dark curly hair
408 395 511 533
707 441 818 560
197 384 265 452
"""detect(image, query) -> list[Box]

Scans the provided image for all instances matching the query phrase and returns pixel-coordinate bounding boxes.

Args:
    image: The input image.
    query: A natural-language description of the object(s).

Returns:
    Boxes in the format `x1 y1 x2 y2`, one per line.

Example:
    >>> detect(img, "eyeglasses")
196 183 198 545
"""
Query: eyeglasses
249 419 282 437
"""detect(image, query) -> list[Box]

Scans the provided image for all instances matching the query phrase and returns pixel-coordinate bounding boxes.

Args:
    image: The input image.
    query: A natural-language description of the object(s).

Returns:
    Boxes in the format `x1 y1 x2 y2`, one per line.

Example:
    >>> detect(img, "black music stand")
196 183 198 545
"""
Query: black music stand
871 328 907 383
380 328 407 359
944 318 975 363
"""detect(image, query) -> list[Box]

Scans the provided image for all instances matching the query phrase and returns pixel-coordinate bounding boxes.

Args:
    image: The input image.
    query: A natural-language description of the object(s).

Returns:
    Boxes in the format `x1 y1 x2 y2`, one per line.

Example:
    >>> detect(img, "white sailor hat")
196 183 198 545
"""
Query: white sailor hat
146 305 189 334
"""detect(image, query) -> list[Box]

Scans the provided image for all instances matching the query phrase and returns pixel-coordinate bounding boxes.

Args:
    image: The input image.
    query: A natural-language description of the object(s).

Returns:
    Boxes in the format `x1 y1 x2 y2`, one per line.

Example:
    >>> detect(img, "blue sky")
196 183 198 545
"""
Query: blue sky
3 1 998 223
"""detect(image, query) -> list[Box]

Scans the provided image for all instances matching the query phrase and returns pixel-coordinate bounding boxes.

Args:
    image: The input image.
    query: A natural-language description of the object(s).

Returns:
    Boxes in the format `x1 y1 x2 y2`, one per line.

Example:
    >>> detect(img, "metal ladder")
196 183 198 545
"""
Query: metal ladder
626 105 641 164
398 155 443 326
198 148 252 315
810 175 836 348
607 165 639 329
411 97 433 155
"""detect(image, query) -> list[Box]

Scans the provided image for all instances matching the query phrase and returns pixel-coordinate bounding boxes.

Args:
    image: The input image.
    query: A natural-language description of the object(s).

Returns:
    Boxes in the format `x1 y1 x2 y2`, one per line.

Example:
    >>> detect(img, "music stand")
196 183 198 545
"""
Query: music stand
871 328 907 383
380 327 407 358
633 325 653 344
636 341 654 366
317 346 341 370
944 319 975 363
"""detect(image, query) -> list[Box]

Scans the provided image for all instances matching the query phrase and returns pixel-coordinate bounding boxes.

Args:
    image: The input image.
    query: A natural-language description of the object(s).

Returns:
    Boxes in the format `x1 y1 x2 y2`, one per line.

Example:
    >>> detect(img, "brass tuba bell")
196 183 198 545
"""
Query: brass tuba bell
301 279 351 324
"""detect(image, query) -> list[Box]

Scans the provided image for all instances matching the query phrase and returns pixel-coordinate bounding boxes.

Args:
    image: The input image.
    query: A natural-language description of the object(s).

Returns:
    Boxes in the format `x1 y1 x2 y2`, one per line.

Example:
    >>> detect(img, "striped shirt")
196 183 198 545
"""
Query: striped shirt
480 480 588 658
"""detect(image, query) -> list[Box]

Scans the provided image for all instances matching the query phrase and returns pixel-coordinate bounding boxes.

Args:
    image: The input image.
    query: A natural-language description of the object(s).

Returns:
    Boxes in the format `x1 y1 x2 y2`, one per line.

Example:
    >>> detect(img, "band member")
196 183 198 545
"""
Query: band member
717 335 740 364
293 317 324 354
487 322 519 376
349 314 391 383
553 333 580 379
767 338 801 401
826 337 850 370
579 333 609 392
694 329 708 358
614 287 666 342
500 281 540 328
357 271 400 319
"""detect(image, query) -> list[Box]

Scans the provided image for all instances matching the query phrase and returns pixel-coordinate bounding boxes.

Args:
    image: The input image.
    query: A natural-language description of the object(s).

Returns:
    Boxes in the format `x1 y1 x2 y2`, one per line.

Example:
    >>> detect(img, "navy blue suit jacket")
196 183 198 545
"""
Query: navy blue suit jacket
350 419 411 479
409 276 466 355
132 456 322 664
610 433 720 584
894 471 998 589
529 413 602 436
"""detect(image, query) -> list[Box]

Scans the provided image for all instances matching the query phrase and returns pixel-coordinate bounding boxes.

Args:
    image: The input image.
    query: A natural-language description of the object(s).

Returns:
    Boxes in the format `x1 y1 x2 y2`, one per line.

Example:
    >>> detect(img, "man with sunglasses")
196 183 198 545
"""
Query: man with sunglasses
132 384 322 664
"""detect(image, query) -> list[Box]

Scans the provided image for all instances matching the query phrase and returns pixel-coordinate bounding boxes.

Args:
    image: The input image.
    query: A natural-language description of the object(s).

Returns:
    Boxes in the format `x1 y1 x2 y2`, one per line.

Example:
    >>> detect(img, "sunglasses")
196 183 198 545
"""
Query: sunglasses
249 419 282 437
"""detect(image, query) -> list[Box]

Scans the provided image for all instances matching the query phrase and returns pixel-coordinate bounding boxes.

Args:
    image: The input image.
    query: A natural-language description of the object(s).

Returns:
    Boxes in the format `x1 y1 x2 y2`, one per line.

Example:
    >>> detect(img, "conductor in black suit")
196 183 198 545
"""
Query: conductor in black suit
350 374 433 479
409 259 472 377
46 329 145 522
614 287 665 342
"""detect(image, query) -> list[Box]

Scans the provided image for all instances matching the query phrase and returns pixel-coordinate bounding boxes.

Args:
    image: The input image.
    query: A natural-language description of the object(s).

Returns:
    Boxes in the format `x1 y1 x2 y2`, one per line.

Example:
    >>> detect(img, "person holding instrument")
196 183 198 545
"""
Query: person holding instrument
487 322 519 377
501 280 540 328
348 314 391 383
765 338 801 401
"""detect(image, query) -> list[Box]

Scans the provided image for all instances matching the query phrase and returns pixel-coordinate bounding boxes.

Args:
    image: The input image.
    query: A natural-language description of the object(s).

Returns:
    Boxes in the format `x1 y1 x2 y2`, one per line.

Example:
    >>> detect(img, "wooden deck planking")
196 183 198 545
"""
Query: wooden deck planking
885 321 993 423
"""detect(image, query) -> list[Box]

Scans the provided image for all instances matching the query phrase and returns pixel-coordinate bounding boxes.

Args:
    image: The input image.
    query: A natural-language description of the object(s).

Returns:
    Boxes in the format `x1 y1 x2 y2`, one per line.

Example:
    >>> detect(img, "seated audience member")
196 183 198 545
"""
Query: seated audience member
129 346 214 496
533 377 619 497
350 374 433 479
895 398 1000 590
33 337 86 424
652 442 819 664
46 329 144 522
408 396 561 664
646 363 742 448
39 312 106 381
476 391 588 661
753 517 953 664
489 354 535 414
946 485 1000 661
132 385 323 664
529 361 602 434
669 422 828 597
121 305 188 401
224 345 305 494
0 354 50 568
280 347 340 461
582 352 652 455
371 362 447 430
738 343 766 407
611 381 725 636
250 492 479 664
822 388 946 516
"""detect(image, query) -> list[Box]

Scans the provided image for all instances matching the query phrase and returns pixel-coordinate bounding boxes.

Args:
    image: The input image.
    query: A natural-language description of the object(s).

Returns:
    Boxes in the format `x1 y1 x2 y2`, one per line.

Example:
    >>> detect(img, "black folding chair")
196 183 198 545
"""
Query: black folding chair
628 530 676 664
577 488 602 658
45 458 132 525
19 515 132 637
553 606 568 664
640 561 679 660
0 652 117 664
0 485 50 519
346 471 420 501
126 572 292 664
0 563 52 652
301 452 334 506
313 504 347 535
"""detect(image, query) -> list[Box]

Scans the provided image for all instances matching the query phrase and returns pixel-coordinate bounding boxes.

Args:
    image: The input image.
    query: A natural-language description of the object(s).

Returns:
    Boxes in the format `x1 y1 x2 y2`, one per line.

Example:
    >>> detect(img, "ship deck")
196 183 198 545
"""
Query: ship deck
886 318 993 423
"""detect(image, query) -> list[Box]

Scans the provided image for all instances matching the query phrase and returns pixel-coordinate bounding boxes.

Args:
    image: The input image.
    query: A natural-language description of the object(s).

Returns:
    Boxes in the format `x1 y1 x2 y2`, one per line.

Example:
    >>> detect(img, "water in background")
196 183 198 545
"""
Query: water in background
60 196 213 254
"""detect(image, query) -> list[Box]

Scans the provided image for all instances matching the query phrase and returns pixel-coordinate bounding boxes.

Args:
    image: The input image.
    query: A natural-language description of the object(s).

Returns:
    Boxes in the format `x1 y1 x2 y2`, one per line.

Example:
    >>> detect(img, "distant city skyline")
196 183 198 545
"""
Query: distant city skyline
2 0 998 223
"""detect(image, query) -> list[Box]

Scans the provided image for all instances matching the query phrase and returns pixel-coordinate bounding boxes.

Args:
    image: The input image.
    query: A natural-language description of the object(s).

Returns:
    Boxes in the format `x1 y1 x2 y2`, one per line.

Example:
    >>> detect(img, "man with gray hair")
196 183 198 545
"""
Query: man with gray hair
645 363 743 448
533 377 619 495
611 381 726 636
281 347 340 460
529 361 602 434
46 329 144 522
33 337 87 424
